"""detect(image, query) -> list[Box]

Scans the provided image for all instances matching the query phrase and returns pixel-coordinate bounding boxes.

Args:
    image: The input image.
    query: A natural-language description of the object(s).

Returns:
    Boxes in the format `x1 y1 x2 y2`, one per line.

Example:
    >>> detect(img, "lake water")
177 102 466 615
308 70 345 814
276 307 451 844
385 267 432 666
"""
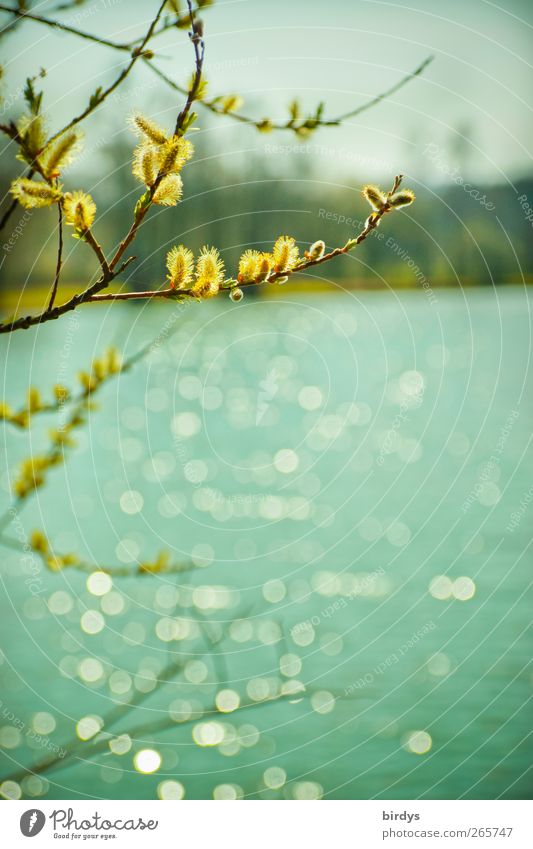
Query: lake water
0 286 531 800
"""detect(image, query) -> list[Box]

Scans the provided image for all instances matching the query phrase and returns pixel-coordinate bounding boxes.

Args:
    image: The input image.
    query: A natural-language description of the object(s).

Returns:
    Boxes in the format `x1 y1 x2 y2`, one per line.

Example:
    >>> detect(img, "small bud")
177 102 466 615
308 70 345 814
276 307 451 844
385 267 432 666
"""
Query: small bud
221 95 244 114
192 18 204 38
30 530 48 553
257 119 273 133
230 287 243 302
305 239 325 260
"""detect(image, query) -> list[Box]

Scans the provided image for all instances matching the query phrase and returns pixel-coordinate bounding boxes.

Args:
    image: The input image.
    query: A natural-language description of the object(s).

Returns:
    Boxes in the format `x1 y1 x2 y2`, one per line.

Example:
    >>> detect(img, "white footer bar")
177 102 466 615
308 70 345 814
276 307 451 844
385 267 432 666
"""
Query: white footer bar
2 799 531 848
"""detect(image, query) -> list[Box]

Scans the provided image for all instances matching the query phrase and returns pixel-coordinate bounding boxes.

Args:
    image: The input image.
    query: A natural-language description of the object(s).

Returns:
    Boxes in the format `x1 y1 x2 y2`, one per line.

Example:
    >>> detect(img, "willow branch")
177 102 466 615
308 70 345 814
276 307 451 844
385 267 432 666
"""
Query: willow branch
0 533 198 577
82 227 110 278
94 178 402 303
145 55 433 133
0 176 403 333
47 202 63 312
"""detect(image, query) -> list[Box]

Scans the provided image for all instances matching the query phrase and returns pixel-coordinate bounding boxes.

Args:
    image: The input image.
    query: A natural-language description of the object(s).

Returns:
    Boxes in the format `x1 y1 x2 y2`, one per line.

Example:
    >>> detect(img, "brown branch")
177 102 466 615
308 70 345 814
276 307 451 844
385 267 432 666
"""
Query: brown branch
82 227 110 278
0 193 21 233
108 205 149 274
47 202 63 311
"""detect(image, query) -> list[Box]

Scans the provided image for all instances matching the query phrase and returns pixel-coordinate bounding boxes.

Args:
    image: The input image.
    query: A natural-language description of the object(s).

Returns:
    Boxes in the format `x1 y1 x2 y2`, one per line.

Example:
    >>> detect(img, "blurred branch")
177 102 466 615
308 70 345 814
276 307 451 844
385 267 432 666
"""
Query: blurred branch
3 676 347 785
0 531 199 576
0 346 126 428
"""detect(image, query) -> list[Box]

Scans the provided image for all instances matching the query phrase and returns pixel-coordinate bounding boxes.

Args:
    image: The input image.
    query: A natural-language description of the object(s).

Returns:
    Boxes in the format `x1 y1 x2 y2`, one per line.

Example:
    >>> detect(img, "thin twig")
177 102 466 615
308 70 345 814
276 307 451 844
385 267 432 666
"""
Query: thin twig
147 55 433 132
82 227 110 278
0 1 205 52
0 3 131 51
331 55 434 123
47 202 63 312
174 0 205 135
0 336 148 427
0 532 197 577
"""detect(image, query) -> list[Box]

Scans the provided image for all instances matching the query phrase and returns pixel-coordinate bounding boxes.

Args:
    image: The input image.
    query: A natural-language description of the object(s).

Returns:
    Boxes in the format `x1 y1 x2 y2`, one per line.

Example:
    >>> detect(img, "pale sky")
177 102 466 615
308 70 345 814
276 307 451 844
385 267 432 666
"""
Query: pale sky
1 0 532 184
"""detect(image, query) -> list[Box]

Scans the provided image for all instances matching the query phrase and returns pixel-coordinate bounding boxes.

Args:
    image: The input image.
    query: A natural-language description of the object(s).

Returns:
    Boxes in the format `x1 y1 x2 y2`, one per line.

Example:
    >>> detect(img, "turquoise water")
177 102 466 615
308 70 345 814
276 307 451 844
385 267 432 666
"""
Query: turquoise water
0 286 531 800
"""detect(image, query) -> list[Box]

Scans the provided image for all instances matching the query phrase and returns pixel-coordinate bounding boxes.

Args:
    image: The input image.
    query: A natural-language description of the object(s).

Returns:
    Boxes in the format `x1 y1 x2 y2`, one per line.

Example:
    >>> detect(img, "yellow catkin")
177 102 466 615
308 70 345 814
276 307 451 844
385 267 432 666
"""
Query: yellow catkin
362 184 388 211
166 245 195 288
132 144 159 186
238 249 262 283
306 239 325 259
42 131 82 177
17 114 47 159
152 174 183 206
63 191 96 230
256 254 273 282
130 113 168 145
272 236 299 272
10 178 61 208
191 247 225 298
389 189 416 208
